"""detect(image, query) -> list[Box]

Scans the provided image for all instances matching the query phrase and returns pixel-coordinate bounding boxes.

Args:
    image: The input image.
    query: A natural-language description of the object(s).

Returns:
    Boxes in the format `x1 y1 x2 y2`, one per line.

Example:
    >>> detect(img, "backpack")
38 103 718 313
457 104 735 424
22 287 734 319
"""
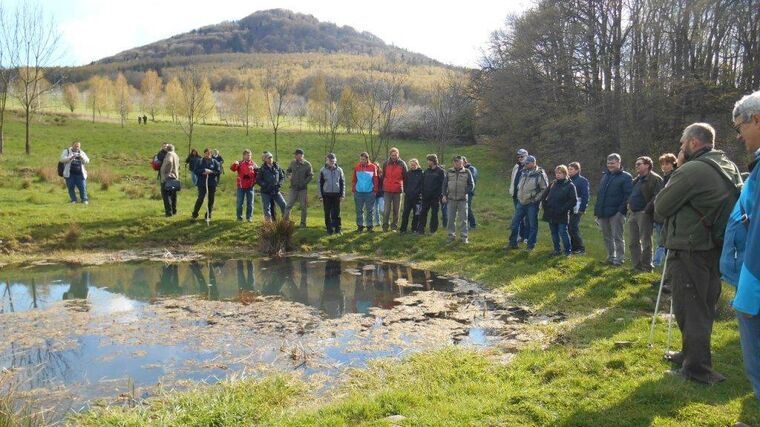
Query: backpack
693 157 743 248
57 148 68 177
720 163 754 286
151 156 162 171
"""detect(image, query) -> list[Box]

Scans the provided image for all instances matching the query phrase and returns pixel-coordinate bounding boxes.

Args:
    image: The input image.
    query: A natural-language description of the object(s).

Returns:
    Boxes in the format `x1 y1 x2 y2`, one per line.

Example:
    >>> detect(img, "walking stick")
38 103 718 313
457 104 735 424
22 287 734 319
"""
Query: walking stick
648 249 669 347
666 294 675 353
205 174 211 227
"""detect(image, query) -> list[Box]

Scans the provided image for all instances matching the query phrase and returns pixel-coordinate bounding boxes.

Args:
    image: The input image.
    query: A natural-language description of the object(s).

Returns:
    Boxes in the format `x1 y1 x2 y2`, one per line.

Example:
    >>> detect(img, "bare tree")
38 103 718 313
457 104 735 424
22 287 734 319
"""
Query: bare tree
233 81 257 136
62 83 79 112
140 69 162 121
6 1 61 154
177 68 216 154
87 75 110 123
164 76 182 124
426 73 469 162
354 72 407 161
113 73 131 128
0 2 15 155
260 66 293 162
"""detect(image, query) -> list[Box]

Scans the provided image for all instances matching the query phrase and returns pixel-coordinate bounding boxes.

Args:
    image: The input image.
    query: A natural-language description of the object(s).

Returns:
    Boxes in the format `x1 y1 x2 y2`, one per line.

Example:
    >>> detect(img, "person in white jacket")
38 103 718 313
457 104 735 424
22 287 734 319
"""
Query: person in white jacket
59 140 90 204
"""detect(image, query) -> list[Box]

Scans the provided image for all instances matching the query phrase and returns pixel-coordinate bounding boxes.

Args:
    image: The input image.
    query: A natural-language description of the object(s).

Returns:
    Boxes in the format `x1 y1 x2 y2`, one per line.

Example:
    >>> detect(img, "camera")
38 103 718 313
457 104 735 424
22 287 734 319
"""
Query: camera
243 174 251 179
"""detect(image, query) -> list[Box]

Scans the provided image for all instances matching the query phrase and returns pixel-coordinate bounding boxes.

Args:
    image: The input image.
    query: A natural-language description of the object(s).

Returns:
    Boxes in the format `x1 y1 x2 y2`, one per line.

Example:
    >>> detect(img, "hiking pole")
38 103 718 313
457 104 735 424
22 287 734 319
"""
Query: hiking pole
205 174 211 227
666 294 675 354
648 249 669 347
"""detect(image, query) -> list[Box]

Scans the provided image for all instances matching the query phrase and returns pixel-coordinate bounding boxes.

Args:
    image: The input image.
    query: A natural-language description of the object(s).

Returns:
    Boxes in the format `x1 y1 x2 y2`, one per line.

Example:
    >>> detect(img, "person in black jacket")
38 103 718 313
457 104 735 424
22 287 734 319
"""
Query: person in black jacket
400 158 423 233
568 162 590 254
191 148 221 220
594 153 633 266
542 165 578 256
418 154 445 234
257 151 287 222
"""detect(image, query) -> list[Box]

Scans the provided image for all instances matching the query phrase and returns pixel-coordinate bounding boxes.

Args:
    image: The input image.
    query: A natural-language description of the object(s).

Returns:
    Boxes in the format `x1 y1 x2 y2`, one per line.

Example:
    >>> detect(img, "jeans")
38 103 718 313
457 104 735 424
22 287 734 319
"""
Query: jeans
192 184 216 218
374 195 384 226
261 192 286 221
653 223 666 266
322 194 342 232
569 212 585 252
399 194 420 233
738 313 760 401
599 212 626 264
354 192 375 227
236 187 255 220
446 198 469 239
285 189 308 225
418 196 440 233
191 172 198 186
66 174 88 202
509 202 538 248
161 186 177 216
513 198 527 240
383 192 401 230
549 222 571 254
467 193 476 228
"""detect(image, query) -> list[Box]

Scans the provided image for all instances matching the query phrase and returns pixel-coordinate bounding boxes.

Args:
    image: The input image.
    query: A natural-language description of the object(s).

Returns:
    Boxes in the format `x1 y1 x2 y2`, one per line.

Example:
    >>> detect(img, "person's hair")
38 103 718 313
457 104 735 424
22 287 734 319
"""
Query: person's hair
681 123 715 147
461 156 468 162
190 148 199 156
71 139 81 146
607 153 621 163
733 90 760 122
409 158 419 167
636 156 653 170
166 144 174 152
426 154 438 164
389 147 399 154
568 161 581 171
212 149 220 155
555 165 569 176
453 155 463 161
243 149 251 155
659 153 677 167
203 148 211 154
360 152 370 161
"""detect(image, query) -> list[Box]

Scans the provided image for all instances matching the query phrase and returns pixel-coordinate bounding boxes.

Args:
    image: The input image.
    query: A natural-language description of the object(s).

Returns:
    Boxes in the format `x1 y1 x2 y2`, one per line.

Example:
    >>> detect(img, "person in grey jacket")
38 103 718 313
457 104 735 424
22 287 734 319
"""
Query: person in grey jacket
508 155 548 250
285 148 314 228
60 140 90 204
159 144 180 217
318 153 345 235
442 155 474 244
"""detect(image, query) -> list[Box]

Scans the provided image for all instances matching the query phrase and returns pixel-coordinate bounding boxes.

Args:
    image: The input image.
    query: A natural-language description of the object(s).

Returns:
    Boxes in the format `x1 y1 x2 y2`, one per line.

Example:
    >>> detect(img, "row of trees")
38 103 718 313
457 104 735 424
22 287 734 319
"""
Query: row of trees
475 0 760 176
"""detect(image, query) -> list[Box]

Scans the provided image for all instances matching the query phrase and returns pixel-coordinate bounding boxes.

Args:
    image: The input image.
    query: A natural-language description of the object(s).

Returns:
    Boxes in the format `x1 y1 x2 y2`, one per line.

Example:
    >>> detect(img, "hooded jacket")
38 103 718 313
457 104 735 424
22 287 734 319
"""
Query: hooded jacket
352 162 379 193
319 164 345 198
230 159 258 189
516 167 548 205
257 162 285 195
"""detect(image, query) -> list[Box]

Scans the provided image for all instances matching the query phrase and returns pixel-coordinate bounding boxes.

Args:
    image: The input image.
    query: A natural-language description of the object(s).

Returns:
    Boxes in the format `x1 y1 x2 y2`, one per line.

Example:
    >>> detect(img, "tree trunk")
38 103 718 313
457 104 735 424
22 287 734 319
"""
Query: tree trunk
274 128 279 162
25 106 31 155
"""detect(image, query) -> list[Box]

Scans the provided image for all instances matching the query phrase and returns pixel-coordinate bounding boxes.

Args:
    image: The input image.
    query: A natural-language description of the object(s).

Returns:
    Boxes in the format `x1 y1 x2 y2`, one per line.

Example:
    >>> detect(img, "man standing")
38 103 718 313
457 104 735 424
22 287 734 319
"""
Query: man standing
568 162 589 254
382 147 408 232
463 156 479 229
418 154 445 234
509 149 530 242
594 153 633 266
628 156 663 272
230 149 258 222
726 91 760 399
60 140 90 205
318 153 345 235
655 122 742 384
257 151 287 222
159 144 180 217
191 148 221 220
399 158 423 233
508 155 547 250
352 152 379 232
442 155 474 244
285 148 314 228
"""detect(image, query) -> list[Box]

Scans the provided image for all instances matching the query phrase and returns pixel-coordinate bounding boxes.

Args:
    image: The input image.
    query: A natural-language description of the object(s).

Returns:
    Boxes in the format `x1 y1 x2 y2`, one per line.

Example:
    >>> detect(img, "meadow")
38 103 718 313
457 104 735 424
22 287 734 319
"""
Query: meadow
0 114 758 426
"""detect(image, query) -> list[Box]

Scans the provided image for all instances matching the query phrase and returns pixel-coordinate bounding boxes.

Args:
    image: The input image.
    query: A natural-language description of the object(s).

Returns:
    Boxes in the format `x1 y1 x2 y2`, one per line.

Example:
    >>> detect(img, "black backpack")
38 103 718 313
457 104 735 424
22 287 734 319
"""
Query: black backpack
57 149 69 177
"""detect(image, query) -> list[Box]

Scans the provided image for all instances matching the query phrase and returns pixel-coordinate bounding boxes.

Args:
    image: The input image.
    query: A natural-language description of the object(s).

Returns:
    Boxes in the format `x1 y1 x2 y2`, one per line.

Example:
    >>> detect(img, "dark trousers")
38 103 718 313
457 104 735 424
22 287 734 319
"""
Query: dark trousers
513 197 527 240
322 194 342 232
467 193 476 228
670 248 725 383
441 200 448 227
400 194 420 232
569 212 585 252
418 196 440 233
161 187 177 216
192 185 216 218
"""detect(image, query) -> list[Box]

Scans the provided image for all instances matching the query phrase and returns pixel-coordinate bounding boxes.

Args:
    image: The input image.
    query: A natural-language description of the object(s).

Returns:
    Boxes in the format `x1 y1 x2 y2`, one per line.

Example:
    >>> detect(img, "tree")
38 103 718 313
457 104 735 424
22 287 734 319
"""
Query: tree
164 76 182 123
260 67 293 162
6 1 61 154
426 73 471 162
354 72 407 161
232 81 257 136
307 72 328 134
338 86 357 134
87 75 110 123
113 73 131 128
62 83 79 112
176 68 216 153
0 2 14 155
140 69 162 121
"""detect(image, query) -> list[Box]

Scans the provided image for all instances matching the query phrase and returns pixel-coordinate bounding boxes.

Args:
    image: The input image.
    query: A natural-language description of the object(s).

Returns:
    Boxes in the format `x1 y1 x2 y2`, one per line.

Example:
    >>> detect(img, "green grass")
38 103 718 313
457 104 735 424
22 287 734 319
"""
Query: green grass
0 115 757 426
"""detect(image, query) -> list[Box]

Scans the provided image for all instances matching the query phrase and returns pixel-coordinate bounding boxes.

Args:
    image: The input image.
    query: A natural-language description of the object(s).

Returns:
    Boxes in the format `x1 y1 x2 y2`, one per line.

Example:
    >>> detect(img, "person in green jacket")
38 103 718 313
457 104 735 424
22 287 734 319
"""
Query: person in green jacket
654 122 743 385
284 148 314 228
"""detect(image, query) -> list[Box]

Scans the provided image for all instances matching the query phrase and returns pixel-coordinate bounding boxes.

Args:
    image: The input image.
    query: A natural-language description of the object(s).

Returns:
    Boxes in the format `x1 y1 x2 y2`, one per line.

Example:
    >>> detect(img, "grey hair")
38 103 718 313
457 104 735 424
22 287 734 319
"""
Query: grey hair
607 153 621 162
166 144 175 152
733 91 760 122
681 122 715 147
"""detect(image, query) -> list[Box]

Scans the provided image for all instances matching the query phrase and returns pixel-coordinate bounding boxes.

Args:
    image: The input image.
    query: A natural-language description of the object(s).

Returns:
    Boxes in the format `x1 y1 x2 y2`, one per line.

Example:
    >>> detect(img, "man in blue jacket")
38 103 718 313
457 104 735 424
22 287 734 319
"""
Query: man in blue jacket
568 162 589 254
192 148 221 220
594 153 633 266
728 91 760 399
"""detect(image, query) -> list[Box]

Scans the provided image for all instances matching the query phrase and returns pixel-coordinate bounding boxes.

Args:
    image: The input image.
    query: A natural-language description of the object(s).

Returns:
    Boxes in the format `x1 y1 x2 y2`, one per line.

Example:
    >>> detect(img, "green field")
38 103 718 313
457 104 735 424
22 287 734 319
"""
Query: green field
0 114 758 426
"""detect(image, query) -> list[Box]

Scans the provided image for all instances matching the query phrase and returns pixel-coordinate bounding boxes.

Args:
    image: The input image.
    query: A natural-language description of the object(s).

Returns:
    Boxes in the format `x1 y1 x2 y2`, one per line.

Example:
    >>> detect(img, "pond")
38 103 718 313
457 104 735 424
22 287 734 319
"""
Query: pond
0 256 538 422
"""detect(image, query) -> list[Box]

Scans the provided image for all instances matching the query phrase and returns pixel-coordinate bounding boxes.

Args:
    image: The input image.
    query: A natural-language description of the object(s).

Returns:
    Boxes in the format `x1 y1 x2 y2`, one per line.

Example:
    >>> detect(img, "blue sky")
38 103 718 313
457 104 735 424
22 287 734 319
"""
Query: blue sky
4 0 532 67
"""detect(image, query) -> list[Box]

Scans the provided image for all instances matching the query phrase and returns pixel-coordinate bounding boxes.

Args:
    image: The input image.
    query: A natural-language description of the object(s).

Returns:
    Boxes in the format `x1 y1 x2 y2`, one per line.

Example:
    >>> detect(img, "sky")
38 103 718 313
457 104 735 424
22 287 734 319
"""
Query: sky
4 0 533 68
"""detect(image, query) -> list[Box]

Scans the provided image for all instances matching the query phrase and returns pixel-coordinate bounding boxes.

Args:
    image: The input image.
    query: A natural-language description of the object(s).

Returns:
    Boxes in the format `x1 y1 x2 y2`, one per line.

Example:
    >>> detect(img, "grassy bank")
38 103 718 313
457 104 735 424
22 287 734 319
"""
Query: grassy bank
0 116 757 426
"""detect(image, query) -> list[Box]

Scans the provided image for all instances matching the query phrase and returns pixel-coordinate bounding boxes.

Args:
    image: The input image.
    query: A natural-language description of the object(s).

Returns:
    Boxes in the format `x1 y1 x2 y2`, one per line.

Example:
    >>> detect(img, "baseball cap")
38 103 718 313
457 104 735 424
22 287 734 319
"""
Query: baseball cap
517 149 529 156
525 155 536 163
262 151 273 159
294 148 304 155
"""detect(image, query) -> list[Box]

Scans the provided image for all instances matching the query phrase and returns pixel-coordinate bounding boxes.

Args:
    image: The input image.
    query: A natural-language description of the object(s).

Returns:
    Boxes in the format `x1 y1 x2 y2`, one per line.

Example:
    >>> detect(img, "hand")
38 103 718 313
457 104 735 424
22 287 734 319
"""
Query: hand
205 169 213 175
234 161 239 166
319 197 323 201
340 197 345 202
441 196 447 204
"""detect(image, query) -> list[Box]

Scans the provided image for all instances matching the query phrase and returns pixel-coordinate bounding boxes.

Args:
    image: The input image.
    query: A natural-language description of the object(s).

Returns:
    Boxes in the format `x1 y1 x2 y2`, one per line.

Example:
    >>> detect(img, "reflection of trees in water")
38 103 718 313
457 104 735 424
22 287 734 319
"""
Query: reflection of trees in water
320 260 344 318
5 339 76 391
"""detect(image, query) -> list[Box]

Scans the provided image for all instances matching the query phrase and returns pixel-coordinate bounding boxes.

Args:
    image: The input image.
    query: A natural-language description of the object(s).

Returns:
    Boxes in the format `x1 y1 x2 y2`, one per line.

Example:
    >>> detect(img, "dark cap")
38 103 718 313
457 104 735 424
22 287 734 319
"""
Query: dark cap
525 155 536 163
326 153 336 160
294 148 304 155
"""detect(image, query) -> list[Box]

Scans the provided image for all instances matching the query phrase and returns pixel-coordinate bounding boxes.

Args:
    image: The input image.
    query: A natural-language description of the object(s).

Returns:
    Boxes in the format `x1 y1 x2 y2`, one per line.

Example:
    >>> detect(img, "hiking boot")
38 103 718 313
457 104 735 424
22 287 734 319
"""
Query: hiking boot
572 249 585 255
663 351 684 365
462 237 469 244
357 226 364 232
335 228 342 234
367 227 374 232
83 201 89 205
447 235 455 243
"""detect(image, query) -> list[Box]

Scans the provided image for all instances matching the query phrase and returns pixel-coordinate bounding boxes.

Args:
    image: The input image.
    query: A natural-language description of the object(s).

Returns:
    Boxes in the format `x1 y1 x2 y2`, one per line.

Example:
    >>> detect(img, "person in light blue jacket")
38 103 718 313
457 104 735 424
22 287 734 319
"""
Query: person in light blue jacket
725 91 760 401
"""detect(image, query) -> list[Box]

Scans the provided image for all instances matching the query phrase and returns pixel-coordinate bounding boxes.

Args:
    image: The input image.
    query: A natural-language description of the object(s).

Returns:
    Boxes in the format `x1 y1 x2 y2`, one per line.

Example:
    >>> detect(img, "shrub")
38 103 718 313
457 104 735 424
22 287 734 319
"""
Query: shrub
122 185 144 199
64 222 81 244
0 375 45 427
257 219 295 256
89 169 118 188
20 179 32 189
36 166 57 183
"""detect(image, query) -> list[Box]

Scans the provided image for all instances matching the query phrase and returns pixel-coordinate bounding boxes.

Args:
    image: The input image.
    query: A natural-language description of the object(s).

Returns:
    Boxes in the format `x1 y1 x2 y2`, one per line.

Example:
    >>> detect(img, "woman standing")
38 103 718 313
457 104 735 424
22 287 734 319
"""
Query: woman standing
542 165 578 256
185 149 202 186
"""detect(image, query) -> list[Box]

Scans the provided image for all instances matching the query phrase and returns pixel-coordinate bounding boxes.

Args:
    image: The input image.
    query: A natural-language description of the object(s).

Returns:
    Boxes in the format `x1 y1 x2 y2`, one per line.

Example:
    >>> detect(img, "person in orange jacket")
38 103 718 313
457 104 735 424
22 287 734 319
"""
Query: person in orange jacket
230 149 258 222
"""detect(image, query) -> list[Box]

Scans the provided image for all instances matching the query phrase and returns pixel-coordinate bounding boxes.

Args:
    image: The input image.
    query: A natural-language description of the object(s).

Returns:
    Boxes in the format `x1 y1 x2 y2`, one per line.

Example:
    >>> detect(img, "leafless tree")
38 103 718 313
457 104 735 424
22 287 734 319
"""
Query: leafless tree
177 68 216 154
426 73 469 162
260 66 293 162
0 3 15 155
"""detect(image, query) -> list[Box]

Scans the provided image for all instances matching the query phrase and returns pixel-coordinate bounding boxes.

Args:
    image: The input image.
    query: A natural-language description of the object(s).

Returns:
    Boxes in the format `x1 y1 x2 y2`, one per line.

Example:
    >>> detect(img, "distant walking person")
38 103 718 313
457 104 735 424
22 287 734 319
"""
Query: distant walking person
594 153 633 266
509 149 530 242
655 122 742 384
185 148 202 186
143 114 148 124
159 144 180 217
463 156 478 229
60 140 90 205
230 149 258 222
508 155 548 250
567 162 589 254
541 165 577 256
191 148 221 220
138 116 142 125
257 151 287 222
628 156 663 272
285 148 314 228
352 152 380 232
382 147 408 231
318 153 345 235
442 155 474 244
399 158 423 233
418 154 445 234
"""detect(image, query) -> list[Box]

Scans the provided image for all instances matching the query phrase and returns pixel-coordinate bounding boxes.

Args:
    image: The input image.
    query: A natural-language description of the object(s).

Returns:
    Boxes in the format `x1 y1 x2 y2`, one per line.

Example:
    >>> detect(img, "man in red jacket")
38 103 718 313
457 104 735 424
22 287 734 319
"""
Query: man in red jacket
382 147 408 232
230 149 258 222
